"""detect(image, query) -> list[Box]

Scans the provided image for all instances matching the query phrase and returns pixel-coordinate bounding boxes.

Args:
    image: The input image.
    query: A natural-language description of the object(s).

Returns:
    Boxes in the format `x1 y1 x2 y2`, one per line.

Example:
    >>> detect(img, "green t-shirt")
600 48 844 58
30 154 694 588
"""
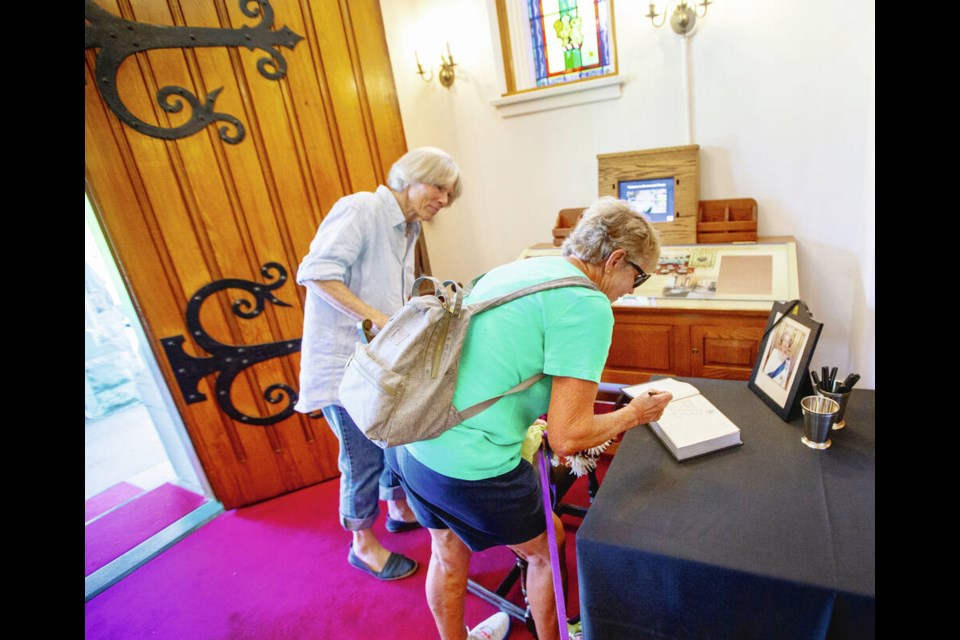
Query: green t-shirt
405 257 614 480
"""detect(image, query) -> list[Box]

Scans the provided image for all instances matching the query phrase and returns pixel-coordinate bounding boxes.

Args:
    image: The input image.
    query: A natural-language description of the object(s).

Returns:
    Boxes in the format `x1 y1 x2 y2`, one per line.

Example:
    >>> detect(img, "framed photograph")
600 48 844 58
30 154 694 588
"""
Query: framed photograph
748 300 823 421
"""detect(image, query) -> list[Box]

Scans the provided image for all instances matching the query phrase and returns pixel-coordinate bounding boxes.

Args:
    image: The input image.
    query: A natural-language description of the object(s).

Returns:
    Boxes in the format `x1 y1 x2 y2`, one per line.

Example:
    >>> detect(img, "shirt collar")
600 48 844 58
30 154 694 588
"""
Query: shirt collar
376 185 411 230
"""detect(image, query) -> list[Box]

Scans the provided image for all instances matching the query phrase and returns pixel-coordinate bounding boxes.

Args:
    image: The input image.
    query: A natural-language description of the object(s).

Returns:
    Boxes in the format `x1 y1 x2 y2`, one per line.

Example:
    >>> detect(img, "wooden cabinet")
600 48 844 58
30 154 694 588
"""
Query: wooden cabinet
603 306 770 385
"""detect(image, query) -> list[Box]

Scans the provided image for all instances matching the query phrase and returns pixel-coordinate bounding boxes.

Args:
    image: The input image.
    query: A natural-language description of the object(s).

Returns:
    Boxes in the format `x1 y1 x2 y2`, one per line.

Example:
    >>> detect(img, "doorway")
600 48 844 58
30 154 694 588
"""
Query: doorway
85 194 223 600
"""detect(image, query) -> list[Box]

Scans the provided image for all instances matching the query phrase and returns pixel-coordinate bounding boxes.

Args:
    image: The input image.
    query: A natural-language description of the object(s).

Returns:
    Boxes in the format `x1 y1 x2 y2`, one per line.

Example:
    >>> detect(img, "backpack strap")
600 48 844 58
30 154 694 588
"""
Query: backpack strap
410 275 444 297
457 275 599 421
410 276 465 314
466 275 599 315
458 373 546 421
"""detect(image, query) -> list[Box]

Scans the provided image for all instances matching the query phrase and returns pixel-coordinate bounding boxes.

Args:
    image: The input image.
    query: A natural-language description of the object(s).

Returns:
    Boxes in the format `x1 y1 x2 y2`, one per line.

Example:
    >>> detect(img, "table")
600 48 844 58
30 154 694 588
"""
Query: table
576 377 875 639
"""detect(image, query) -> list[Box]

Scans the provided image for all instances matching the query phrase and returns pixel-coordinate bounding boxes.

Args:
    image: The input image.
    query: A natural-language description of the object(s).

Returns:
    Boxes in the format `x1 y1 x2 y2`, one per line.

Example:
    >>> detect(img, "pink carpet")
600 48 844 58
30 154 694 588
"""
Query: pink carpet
85 482 207 576
84 461 606 640
85 481 143 523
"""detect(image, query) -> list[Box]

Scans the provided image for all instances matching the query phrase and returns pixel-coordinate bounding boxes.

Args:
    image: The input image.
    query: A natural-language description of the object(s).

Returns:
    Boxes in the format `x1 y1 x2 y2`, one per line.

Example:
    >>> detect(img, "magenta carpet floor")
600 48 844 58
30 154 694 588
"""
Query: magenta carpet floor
85 482 208 576
84 461 606 640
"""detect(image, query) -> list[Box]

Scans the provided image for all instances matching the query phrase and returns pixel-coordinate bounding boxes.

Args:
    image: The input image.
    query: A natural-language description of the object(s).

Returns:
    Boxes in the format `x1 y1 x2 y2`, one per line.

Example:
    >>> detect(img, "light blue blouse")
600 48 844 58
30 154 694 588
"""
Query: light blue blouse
294 185 420 412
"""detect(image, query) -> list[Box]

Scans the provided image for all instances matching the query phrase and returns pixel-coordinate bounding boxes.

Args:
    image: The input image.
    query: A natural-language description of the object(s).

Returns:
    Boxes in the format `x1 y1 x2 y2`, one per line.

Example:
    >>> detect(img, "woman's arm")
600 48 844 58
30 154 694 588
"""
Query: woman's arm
544 376 672 457
304 280 391 331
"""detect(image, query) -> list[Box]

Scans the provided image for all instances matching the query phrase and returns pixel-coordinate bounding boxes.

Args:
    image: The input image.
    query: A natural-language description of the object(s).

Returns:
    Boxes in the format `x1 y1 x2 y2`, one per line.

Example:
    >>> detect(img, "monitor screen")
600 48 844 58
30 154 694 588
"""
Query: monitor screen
618 177 675 223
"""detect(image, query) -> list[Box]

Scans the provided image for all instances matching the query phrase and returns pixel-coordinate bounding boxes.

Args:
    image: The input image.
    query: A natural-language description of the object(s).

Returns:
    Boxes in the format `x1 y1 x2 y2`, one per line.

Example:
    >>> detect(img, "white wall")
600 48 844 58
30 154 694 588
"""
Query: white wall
379 0 875 389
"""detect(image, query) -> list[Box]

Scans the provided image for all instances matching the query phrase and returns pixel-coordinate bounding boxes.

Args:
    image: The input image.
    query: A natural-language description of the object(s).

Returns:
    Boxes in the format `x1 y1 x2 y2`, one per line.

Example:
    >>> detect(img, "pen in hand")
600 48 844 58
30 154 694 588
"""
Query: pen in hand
630 388 673 425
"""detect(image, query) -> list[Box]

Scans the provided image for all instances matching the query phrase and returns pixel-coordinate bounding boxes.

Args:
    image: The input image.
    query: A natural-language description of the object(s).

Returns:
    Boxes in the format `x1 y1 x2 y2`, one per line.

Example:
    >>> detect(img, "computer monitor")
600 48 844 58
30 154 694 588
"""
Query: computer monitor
618 177 675 223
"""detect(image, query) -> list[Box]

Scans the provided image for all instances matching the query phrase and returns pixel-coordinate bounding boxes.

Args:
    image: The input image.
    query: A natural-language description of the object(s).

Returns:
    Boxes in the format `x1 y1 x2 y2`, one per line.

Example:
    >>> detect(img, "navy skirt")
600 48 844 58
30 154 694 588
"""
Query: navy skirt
388 446 547 552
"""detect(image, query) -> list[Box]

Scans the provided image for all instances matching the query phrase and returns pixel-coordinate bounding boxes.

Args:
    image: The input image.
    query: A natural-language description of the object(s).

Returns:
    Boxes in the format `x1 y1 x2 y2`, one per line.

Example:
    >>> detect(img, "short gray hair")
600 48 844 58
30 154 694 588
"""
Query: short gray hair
387 147 462 204
561 196 661 267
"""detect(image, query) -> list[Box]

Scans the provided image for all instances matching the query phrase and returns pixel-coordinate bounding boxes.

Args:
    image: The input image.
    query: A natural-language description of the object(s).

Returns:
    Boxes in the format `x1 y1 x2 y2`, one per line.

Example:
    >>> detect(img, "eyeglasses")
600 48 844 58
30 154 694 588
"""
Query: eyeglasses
626 260 652 288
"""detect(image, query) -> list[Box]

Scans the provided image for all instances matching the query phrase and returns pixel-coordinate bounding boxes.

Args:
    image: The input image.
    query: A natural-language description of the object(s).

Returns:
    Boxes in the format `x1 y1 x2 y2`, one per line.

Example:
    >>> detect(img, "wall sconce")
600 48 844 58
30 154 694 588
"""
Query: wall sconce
416 43 456 88
646 1 712 36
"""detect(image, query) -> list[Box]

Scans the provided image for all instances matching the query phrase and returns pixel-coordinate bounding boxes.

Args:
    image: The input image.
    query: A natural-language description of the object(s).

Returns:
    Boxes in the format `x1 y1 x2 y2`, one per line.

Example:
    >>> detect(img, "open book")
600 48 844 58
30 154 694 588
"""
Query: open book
623 378 742 461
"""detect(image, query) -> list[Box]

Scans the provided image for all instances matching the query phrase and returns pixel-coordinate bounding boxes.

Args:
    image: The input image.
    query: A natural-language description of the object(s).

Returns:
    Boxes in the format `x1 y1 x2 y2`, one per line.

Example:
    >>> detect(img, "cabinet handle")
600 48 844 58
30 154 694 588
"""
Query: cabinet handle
691 347 699 354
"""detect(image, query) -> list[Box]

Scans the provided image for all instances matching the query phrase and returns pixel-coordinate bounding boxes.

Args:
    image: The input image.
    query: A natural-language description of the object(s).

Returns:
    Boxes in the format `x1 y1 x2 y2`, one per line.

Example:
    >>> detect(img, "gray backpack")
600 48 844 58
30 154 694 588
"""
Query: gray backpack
338 274 599 448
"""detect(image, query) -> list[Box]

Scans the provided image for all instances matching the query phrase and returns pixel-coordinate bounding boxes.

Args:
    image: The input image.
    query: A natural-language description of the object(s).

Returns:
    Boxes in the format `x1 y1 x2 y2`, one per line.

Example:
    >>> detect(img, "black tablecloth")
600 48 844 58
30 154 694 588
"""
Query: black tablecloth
576 378 875 640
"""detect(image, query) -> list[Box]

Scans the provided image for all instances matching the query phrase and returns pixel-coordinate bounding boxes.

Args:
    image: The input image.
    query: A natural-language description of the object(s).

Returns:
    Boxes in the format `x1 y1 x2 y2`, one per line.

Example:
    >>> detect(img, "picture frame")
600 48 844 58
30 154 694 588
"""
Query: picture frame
748 299 823 421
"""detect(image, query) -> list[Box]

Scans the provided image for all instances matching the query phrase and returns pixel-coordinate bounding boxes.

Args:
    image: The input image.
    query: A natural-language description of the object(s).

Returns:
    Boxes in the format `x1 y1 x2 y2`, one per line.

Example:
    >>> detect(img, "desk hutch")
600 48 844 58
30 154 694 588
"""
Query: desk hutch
518 237 799 384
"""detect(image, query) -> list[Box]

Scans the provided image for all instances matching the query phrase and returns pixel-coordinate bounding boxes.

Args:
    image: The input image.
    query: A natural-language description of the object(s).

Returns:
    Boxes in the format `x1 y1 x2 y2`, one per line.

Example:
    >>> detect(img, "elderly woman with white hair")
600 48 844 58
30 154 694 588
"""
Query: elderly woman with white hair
295 147 462 583
389 196 674 640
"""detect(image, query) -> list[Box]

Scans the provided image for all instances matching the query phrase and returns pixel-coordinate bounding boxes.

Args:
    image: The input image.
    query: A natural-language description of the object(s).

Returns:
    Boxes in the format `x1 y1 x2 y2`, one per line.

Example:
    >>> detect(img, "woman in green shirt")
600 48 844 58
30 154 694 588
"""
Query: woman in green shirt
390 197 673 640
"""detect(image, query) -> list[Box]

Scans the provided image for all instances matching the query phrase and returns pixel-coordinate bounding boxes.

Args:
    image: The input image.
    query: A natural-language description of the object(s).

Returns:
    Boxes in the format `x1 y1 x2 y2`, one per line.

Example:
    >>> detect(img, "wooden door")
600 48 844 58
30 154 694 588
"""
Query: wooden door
85 0 409 509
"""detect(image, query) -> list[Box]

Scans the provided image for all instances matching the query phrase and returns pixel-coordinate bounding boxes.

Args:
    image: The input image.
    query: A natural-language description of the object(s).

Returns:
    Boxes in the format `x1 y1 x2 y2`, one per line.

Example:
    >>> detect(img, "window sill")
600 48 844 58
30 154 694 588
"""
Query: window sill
489 75 625 118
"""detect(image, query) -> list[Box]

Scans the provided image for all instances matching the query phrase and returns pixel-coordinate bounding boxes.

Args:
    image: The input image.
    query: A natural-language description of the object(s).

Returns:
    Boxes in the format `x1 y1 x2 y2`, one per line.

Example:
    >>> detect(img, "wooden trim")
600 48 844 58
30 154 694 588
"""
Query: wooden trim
598 144 699 160
607 0 619 76
495 0 619 98
495 0 516 95
500 70 618 97
612 306 771 320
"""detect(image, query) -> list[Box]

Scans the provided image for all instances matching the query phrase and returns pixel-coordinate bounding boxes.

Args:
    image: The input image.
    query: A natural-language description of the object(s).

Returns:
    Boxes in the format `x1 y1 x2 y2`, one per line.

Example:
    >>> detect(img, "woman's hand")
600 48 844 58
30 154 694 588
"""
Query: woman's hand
309 280 390 332
547 378 673 456
627 390 673 425
370 311 391 332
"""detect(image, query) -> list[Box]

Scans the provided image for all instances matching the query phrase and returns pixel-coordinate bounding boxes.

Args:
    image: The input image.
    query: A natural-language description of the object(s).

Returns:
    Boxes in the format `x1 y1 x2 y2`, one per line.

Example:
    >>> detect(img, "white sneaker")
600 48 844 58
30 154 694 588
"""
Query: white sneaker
467 611 510 640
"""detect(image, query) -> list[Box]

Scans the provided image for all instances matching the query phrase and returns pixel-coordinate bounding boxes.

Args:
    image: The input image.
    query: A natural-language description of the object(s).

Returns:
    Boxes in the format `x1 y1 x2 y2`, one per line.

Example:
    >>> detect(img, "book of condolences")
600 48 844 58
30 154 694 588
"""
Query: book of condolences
623 378 742 461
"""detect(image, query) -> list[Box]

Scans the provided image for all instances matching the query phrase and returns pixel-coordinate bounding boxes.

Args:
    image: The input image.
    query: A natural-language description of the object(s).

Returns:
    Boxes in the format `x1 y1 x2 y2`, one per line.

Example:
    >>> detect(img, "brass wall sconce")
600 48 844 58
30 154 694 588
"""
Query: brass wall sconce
416 43 456 88
646 1 712 36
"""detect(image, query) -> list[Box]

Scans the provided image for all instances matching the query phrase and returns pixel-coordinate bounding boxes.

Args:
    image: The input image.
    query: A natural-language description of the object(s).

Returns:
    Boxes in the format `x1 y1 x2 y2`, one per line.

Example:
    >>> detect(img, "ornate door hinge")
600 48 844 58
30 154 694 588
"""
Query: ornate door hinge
160 262 302 426
84 0 303 143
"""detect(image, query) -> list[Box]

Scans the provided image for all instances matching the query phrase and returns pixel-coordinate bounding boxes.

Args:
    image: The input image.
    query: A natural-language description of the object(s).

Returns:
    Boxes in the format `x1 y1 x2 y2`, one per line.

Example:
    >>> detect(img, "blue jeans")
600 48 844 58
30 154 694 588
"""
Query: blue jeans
322 404 405 531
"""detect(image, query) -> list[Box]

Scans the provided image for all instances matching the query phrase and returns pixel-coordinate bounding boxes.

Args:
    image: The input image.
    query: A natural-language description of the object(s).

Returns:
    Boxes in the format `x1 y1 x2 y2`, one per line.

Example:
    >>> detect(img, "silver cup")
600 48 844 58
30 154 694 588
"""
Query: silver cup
800 395 839 450
815 387 851 430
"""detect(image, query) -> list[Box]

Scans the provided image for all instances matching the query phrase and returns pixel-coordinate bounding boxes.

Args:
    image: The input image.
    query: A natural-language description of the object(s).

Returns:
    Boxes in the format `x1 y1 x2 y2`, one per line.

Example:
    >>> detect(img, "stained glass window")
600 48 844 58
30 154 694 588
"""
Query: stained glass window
527 0 614 88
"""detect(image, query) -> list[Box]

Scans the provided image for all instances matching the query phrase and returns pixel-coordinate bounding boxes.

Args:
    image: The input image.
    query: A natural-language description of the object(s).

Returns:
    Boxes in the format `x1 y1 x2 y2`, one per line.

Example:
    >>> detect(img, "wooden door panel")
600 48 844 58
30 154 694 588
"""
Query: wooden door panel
690 324 765 380
85 0 406 509
607 323 675 372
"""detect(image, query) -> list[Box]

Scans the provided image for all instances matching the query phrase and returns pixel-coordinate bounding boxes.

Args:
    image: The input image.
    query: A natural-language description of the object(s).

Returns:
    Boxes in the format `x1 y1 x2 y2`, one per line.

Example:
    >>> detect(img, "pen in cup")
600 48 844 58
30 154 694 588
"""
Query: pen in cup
842 373 860 391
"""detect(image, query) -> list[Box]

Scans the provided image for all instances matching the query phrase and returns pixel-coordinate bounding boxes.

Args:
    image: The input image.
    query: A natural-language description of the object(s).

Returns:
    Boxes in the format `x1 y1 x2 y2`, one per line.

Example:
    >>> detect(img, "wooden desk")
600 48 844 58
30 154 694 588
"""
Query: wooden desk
576 377 875 639
518 239 799 383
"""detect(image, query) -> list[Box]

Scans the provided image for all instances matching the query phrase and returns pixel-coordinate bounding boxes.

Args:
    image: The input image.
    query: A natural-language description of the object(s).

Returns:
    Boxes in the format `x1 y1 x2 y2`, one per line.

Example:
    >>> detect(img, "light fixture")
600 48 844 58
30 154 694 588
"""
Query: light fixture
416 43 456 88
646 1 712 36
